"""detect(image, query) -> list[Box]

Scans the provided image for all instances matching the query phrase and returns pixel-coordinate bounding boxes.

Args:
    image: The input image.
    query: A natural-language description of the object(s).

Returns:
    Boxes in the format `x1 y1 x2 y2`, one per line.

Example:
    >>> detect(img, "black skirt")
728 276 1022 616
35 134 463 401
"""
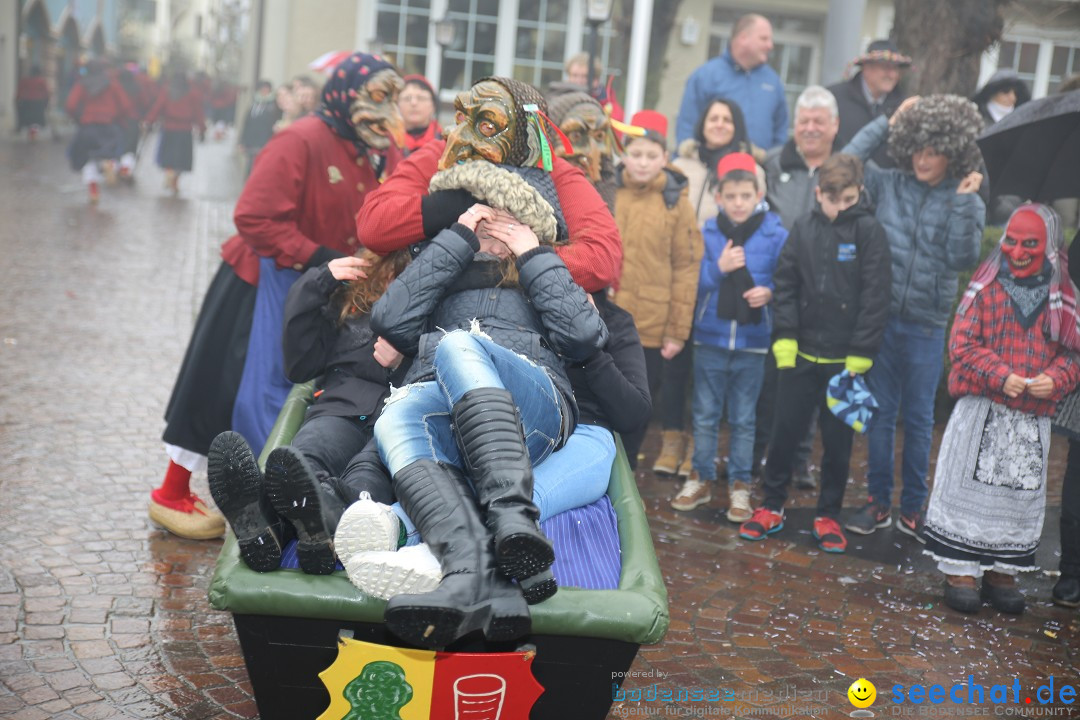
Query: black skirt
162 262 257 455
157 129 194 171
67 123 123 170
16 99 47 129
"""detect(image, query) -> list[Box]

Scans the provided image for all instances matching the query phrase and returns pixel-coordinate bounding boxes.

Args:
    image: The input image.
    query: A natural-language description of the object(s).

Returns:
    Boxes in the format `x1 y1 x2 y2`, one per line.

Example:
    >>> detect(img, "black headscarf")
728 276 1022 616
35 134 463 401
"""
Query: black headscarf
316 52 397 152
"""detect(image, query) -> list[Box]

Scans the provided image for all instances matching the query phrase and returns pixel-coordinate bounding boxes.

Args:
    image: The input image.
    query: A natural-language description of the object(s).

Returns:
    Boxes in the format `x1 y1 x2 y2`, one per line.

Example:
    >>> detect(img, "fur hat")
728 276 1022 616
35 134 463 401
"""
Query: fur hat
429 162 565 244
888 94 984 179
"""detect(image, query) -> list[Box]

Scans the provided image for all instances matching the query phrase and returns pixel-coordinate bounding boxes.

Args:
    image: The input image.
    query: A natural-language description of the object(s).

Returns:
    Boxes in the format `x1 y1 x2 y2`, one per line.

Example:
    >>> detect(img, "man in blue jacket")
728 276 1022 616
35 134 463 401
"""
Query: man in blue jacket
675 14 789 150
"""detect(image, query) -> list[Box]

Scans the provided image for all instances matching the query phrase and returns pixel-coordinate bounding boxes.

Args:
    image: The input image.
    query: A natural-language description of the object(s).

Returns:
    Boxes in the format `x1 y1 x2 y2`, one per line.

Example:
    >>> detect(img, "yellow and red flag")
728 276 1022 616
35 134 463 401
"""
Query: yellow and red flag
318 637 544 720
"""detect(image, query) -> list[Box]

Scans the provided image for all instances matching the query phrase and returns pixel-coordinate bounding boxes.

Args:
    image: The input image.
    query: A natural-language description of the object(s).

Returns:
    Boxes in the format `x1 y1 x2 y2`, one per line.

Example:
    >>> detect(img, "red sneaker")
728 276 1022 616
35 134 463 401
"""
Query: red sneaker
813 516 847 553
739 507 784 540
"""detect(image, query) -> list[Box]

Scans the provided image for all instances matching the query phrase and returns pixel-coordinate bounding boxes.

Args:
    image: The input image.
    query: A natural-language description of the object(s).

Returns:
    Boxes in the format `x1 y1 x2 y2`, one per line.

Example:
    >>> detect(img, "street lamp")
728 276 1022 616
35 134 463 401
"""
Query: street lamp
585 0 614 93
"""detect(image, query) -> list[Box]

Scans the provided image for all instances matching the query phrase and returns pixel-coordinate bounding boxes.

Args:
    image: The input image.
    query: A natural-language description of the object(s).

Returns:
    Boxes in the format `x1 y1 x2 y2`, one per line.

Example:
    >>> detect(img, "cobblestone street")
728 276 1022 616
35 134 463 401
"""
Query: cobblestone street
0 133 1077 720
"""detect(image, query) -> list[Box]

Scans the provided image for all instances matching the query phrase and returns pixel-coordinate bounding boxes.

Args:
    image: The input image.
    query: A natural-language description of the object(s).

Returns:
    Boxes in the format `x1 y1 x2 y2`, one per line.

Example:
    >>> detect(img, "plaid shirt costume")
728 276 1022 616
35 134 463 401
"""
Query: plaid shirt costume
949 280 1080 416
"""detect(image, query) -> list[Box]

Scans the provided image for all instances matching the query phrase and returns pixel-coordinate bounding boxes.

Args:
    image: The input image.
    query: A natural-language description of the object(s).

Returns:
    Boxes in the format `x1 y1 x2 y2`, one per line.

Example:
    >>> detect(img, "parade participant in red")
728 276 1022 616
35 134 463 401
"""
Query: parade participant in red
398 74 441 156
209 79 239 139
356 86 622 294
150 52 406 539
144 71 206 195
15 66 50 141
65 59 135 204
115 65 154 180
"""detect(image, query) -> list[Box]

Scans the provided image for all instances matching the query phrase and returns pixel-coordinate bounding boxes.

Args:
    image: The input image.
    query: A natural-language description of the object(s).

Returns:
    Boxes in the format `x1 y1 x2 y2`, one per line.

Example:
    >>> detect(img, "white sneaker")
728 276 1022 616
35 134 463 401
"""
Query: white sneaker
334 491 400 565
343 544 442 600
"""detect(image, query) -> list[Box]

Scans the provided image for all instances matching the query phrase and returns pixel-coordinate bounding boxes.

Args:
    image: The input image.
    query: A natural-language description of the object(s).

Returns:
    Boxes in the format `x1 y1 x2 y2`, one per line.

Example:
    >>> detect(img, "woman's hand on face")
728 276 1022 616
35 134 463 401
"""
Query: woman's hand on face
457 203 496 232
486 209 540 257
373 336 404 369
328 255 372 282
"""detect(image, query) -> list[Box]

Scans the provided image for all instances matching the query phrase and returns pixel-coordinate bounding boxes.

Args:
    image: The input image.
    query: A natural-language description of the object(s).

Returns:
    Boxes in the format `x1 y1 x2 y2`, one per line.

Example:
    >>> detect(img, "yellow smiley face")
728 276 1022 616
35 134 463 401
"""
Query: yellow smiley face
848 678 877 708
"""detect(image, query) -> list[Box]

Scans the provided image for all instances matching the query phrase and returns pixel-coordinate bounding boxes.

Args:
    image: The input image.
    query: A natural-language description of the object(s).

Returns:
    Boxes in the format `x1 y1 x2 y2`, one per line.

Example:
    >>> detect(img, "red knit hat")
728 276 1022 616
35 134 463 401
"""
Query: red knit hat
716 152 757 180
627 110 667 146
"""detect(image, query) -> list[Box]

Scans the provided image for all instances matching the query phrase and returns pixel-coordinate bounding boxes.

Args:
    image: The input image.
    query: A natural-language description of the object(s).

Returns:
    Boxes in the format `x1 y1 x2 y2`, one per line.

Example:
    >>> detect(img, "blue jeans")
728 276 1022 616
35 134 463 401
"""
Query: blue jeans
691 345 766 483
866 316 946 516
394 423 616 545
374 330 563 477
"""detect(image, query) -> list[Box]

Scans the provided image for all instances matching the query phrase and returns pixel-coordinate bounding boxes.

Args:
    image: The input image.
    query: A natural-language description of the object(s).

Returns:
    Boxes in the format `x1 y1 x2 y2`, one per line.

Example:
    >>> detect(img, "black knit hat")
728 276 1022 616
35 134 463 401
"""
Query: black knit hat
477 76 552 167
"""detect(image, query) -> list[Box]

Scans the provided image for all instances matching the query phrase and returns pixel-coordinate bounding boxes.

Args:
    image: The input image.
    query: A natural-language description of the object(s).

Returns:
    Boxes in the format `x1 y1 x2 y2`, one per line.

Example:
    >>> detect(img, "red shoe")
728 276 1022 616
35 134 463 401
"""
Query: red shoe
813 516 847 553
739 507 784 540
88 182 100 204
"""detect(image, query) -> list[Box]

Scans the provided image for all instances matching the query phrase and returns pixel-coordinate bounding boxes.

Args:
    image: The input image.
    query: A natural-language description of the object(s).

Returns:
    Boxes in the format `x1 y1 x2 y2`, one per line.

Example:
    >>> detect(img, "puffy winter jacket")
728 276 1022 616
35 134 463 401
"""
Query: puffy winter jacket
371 223 609 428
842 116 985 328
771 197 892 359
281 265 404 424
693 211 787 351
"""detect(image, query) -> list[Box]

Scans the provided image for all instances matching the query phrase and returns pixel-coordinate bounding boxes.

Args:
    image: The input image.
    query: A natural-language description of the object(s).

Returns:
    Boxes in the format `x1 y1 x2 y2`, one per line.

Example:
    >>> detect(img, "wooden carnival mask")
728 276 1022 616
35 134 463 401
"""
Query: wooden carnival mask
555 100 615 184
439 80 521 170
349 68 406 150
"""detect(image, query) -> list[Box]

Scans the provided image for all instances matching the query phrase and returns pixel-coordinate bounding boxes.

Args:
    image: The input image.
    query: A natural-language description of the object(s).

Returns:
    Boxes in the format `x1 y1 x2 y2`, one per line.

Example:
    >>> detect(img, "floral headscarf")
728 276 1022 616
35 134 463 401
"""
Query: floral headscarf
316 52 397 151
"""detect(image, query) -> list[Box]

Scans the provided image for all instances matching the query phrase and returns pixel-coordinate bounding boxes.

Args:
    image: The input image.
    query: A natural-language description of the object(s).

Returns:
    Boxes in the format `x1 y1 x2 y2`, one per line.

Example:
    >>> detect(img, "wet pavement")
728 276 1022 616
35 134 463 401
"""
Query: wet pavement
0 132 1077 720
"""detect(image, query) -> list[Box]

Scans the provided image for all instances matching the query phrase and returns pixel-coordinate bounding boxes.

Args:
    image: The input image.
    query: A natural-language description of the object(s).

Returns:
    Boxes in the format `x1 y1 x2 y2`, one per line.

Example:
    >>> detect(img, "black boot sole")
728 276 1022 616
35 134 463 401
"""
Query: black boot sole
265 447 336 576
385 594 531 649
207 432 282 573
496 534 557 604
982 584 1025 614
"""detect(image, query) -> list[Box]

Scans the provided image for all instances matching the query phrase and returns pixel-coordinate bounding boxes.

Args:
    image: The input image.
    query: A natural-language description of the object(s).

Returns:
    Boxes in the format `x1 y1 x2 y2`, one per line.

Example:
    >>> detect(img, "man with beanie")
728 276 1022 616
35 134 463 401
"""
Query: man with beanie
827 40 911 169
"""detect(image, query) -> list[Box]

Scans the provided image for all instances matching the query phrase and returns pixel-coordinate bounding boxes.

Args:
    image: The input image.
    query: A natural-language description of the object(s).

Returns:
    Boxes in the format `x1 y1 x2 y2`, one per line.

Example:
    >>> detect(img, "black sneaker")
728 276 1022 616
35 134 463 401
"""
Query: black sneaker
845 500 891 535
896 511 926 544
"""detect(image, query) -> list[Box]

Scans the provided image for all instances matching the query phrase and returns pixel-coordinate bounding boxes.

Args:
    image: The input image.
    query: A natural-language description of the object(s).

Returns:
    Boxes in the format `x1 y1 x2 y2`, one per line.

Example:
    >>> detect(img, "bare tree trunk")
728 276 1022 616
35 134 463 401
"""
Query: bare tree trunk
642 0 685 109
893 0 1010 96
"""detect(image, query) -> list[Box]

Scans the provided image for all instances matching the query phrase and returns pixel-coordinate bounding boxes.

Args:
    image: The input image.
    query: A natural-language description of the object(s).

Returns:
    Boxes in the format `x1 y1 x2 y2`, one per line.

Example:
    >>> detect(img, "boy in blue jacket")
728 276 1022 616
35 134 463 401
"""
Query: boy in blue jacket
673 153 787 519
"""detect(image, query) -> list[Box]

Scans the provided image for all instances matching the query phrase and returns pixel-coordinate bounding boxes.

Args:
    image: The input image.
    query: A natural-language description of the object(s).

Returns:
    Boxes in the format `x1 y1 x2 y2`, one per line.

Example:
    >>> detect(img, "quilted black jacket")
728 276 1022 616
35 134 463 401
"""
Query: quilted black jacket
371 223 609 428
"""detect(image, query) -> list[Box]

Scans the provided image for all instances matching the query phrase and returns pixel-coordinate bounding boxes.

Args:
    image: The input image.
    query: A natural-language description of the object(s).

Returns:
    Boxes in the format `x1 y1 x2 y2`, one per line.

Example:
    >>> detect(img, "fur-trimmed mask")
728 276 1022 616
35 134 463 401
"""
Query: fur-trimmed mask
439 77 550 170
348 68 406 150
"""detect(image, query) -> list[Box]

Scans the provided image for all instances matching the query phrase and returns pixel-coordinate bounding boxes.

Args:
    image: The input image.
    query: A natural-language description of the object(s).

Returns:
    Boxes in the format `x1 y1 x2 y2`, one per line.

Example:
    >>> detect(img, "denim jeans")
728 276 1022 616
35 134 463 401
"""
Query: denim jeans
374 330 563 477
394 422 616 545
691 345 766 483
866 316 946 516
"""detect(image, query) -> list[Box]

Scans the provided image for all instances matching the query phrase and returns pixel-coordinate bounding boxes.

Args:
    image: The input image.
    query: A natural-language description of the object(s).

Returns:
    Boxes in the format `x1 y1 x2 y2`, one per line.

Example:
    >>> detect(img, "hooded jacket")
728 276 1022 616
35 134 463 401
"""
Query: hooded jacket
371 223 609 431
771 197 892 360
613 165 704 348
842 116 985 327
693 210 787 351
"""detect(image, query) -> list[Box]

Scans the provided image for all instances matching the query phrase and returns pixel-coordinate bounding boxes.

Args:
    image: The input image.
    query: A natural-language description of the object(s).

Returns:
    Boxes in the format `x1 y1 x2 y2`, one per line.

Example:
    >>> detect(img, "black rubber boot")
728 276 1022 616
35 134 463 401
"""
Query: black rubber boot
982 572 1026 615
265 446 347 575
207 431 287 573
451 387 556 604
384 460 530 649
943 576 981 614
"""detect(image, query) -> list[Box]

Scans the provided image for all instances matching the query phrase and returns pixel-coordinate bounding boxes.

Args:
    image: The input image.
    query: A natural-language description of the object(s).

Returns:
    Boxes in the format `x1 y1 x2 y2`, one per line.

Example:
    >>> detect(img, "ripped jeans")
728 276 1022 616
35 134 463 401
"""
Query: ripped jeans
374 330 564 477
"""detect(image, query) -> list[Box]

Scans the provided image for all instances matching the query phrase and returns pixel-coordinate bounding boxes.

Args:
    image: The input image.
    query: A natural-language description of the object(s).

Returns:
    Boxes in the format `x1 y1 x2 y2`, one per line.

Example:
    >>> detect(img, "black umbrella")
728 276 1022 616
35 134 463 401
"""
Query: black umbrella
976 89 1080 202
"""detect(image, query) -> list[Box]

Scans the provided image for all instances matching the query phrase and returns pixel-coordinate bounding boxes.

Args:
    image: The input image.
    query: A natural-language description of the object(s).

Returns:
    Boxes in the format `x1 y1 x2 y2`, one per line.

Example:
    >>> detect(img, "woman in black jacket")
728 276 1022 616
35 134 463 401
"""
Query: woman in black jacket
206 249 409 575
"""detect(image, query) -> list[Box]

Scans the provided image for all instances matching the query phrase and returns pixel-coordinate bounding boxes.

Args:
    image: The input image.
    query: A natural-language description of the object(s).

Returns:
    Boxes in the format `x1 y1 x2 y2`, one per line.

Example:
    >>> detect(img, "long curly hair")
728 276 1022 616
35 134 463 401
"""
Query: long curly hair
888 94 984 179
334 248 412 324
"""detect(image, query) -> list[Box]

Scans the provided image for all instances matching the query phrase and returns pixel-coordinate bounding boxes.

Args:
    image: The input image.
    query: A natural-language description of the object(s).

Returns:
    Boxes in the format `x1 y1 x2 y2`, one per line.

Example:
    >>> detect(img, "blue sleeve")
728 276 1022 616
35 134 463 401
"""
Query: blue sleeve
698 232 723 291
675 69 702 146
772 89 789 148
842 116 891 204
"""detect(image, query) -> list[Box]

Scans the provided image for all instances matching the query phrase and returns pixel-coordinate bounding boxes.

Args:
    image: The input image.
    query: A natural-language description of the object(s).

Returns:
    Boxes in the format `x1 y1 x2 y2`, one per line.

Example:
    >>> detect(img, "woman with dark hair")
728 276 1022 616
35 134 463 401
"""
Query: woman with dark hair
398 74 442 155
148 53 405 540
144 71 205 195
672 97 762 228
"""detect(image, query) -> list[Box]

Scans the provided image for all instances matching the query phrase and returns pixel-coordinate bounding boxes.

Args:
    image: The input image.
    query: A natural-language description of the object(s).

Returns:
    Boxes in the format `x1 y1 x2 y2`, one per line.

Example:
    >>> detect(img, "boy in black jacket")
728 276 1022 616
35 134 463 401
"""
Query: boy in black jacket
739 154 891 552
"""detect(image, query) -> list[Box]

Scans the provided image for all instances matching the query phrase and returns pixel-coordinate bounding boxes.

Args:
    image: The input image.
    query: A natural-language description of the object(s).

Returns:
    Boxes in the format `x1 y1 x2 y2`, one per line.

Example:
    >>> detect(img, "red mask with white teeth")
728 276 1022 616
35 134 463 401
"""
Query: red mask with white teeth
1001 209 1047 279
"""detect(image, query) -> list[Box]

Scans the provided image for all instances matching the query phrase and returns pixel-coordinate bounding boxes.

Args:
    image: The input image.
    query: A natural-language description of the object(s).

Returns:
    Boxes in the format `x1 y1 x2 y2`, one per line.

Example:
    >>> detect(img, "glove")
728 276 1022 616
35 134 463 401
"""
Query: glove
772 338 798 369
421 189 479 239
845 355 873 375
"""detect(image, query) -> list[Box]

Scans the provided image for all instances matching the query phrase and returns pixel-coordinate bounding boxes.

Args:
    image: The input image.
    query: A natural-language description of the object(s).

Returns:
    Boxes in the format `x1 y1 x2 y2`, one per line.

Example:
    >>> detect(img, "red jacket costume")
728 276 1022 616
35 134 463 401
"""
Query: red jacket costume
949 280 1080 416
145 90 206 133
222 115 399 285
356 139 622 294
16 76 49 102
65 80 134 125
